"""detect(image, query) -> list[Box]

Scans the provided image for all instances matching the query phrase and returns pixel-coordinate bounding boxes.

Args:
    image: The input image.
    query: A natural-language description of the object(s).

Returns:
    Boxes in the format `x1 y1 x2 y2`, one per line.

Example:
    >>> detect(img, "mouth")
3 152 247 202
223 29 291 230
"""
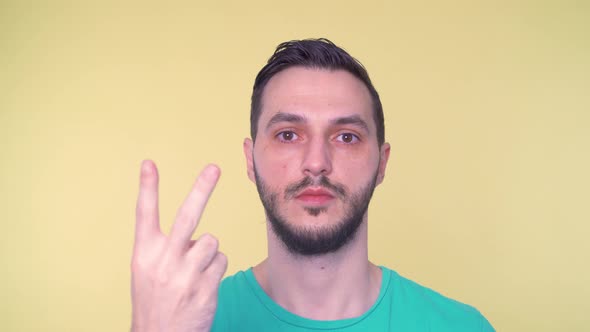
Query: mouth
295 187 335 205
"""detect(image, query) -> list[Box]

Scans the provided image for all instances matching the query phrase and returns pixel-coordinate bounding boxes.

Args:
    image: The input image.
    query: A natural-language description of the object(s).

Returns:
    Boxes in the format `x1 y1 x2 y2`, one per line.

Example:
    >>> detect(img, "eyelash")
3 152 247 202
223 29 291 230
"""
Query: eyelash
276 131 299 143
275 131 360 144
335 133 360 144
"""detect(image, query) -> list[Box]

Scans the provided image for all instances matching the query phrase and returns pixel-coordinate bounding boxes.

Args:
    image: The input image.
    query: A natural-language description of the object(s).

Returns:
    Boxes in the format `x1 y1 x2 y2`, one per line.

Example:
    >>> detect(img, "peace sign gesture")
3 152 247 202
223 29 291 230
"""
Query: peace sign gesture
131 160 227 332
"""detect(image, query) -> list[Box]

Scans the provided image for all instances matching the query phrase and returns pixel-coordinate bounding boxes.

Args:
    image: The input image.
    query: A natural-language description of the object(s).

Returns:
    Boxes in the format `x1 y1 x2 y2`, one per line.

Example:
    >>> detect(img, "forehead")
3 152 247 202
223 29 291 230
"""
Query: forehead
259 67 374 126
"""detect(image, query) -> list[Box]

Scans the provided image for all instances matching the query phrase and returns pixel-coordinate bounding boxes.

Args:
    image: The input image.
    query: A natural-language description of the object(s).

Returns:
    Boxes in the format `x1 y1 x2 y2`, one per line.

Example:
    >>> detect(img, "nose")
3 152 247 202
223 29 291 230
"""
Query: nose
301 137 333 177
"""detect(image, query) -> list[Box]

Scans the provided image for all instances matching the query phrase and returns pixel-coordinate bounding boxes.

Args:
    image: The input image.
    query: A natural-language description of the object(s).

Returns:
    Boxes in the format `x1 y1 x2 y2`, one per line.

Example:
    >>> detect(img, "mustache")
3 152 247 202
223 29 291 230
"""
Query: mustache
284 176 347 200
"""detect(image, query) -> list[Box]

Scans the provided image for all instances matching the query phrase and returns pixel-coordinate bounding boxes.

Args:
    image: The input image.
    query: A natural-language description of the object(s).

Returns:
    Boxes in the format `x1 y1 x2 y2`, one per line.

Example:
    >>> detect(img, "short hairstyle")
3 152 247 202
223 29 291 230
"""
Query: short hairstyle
250 38 385 146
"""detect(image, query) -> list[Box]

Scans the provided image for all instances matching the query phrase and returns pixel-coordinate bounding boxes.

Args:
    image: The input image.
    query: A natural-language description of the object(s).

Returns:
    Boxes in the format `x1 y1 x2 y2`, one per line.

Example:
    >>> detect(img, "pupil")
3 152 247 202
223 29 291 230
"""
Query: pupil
343 134 351 142
284 132 292 140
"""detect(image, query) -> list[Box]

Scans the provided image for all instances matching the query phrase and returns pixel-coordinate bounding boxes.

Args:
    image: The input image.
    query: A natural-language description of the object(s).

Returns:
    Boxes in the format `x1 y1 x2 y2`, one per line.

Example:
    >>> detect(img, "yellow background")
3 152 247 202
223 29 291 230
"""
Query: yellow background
1 1 589 331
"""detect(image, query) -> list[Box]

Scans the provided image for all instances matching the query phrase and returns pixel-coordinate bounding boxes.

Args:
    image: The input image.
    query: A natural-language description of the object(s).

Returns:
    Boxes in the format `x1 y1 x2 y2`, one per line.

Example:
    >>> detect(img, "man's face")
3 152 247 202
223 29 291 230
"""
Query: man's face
244 67 390 256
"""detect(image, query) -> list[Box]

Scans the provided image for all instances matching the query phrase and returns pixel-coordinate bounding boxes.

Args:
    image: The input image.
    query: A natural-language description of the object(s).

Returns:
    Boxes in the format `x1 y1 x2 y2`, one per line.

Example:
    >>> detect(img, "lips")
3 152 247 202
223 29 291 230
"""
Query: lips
295 188 335 205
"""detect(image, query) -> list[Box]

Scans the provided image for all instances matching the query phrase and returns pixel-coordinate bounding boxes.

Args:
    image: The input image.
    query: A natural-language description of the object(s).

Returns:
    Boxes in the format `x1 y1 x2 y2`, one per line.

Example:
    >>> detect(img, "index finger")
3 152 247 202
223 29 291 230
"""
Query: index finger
168 164 221 252
135 159 161 244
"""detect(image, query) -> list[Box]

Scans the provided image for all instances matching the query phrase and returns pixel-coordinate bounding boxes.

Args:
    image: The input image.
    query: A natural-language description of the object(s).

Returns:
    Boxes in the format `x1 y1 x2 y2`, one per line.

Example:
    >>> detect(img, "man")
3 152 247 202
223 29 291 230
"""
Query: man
131 39 495 331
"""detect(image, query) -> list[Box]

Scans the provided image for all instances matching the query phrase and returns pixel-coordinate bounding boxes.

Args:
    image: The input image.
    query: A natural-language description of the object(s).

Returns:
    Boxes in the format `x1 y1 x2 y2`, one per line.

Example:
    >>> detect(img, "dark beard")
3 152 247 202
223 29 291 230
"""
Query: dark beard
254 164 379 256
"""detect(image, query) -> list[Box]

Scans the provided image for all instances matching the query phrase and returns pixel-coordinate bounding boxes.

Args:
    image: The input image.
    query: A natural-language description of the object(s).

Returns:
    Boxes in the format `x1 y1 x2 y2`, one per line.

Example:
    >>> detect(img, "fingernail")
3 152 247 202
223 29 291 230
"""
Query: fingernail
141 160 152 174
205 164 220 177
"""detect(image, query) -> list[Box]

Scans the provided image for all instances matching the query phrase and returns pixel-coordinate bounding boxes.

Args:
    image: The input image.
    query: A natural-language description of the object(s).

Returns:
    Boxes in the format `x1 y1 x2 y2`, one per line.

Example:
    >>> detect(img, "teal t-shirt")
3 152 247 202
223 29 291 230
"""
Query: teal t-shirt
212 267 494 331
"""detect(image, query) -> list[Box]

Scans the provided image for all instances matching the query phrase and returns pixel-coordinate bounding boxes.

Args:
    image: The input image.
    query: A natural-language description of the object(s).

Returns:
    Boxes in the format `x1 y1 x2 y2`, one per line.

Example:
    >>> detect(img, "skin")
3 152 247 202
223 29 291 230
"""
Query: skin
131 66 390 330
244 67 390 319
131 162 227 332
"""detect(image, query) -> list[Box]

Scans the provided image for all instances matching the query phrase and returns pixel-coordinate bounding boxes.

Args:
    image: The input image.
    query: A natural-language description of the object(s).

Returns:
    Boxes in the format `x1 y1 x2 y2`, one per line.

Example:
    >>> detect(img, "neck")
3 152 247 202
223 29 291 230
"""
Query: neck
253 214 382 321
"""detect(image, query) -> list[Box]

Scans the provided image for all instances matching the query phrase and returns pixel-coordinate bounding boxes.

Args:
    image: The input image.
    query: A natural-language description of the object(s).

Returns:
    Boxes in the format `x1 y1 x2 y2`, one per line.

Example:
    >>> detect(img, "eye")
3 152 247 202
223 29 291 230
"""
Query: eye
336 133 359 144
276 131 299 142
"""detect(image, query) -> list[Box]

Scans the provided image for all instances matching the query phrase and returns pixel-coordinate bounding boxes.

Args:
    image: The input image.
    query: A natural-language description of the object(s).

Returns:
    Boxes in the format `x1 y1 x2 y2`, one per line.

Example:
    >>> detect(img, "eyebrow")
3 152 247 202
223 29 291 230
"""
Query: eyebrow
265 112 307 131
330 115 370 133
265 112 370 133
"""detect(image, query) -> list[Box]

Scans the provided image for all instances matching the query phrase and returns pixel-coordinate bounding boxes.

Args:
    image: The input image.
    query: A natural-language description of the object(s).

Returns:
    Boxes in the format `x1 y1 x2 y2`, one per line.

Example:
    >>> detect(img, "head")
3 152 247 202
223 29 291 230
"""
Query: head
243 38 390 257
250 38 385 146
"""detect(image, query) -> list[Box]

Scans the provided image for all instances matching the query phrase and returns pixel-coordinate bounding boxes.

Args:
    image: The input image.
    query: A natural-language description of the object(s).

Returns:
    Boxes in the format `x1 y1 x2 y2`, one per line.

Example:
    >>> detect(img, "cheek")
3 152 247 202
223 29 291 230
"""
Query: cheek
255 145 298 179
332 152 381 188
258 161 296 194
334 148 379 171
274 159 295 176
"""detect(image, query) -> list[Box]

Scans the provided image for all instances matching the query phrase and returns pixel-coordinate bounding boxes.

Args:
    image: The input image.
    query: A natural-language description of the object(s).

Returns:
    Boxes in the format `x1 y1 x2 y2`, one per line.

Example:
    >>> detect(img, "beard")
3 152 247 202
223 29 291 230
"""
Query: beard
254 163 379 257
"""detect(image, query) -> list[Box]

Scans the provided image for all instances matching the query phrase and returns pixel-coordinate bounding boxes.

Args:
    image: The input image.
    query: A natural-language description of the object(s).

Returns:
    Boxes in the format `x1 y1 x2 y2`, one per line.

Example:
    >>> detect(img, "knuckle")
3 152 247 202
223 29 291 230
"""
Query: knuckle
130 254 149 273
152 254 182 287
199 233 219 251
155 268 172 286
136 205 155 221
193 182 210 199
216 252 228 267
207 252 228 276
135 205 144 219
196 174 209 187
195 288 219 307
175 209 196 229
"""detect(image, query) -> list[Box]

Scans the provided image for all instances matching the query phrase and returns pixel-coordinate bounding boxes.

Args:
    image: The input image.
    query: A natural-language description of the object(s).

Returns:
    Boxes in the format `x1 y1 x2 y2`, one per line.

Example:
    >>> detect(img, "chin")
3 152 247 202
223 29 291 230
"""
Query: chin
290 212 344 228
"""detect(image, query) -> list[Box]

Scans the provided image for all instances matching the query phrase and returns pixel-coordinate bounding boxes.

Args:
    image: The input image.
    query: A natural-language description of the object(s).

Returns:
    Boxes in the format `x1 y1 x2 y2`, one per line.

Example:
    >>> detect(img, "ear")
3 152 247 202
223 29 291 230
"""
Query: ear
243 138 256 183
376 143 391 185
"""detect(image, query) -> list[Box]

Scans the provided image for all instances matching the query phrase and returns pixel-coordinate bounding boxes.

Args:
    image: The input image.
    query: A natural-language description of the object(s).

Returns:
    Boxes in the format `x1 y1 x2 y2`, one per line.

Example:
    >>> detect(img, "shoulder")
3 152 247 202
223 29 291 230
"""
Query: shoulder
384 267 495 331
218 269 251 302
212 270 254 331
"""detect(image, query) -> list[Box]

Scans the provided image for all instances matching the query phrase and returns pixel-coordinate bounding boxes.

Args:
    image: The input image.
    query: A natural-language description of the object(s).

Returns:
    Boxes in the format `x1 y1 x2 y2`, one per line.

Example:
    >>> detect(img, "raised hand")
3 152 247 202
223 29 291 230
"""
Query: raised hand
131 160 227 332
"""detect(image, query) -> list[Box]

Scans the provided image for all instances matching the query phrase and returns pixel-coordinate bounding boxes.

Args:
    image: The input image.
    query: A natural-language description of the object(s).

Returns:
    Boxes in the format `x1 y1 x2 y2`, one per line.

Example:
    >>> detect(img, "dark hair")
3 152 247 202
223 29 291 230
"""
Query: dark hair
250 38 385 146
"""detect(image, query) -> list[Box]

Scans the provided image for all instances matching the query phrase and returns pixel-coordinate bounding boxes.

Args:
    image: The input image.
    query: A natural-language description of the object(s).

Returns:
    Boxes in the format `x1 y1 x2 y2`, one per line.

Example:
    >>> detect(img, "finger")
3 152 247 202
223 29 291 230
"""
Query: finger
203 252 228 284
135 159 160 244
185 233 219 272
169 164 220 252
197 252 228 305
